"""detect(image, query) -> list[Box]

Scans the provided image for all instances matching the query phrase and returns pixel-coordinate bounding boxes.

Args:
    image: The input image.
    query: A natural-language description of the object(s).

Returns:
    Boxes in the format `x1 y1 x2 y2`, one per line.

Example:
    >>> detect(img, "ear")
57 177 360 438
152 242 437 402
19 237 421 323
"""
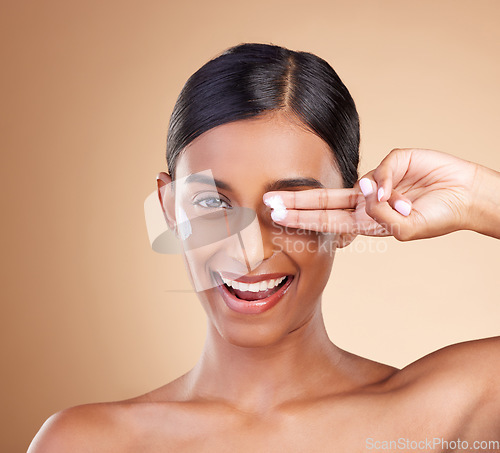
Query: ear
334 232 357 249
156 172 177 232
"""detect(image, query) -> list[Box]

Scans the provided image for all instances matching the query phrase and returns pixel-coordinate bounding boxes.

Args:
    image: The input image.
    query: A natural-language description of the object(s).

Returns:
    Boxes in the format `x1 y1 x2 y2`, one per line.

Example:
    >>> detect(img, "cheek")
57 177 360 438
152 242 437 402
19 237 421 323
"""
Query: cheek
271 229 337 263
181 242 220 292
273 230 336 296
181 233 262 292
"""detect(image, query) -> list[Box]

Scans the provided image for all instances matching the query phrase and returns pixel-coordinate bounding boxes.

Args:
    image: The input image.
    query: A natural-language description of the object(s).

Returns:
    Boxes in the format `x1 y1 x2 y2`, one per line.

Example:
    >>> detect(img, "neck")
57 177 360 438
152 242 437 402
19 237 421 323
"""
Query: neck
183 305 350 415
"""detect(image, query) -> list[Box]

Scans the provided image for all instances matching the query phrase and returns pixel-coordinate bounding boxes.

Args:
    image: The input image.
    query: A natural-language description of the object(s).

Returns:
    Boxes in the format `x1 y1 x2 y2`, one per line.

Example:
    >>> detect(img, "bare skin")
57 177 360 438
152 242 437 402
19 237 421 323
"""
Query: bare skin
28 112 500 453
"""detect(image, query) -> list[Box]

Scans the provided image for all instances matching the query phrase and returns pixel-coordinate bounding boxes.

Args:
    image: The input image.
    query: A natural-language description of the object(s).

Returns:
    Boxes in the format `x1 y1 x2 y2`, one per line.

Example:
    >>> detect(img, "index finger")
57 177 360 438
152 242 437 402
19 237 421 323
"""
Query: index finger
263 188 360 210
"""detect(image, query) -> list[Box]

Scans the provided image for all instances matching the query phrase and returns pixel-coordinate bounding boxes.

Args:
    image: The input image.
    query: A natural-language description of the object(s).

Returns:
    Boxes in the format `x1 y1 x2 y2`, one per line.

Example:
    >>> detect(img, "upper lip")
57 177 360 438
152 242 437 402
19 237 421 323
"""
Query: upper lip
216 271 292 283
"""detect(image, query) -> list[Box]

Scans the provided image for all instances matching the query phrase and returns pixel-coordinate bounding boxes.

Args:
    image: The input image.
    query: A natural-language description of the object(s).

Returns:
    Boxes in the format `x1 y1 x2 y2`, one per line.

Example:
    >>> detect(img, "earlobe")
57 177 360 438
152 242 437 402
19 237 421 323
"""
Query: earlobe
156 172 177 232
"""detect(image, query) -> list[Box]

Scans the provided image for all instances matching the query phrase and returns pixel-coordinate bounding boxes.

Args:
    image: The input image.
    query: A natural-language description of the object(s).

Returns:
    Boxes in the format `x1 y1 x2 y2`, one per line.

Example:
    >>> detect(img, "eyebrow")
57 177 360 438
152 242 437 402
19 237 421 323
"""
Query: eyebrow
184 173 325 192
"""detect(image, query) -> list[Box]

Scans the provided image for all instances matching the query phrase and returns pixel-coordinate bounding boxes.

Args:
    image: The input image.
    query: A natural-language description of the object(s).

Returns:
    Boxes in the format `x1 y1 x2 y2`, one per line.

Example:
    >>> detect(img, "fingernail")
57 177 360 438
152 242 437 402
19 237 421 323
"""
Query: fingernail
377 187 385 202
359 178 374 196
394 200 411 216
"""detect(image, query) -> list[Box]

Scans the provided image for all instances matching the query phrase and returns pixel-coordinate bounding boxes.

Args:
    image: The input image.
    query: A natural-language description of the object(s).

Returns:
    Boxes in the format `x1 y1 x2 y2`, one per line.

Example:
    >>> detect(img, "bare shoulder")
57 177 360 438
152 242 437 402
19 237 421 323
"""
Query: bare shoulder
28 376 194 453
388 335 500 388
386 335 500 435
27 402 128 453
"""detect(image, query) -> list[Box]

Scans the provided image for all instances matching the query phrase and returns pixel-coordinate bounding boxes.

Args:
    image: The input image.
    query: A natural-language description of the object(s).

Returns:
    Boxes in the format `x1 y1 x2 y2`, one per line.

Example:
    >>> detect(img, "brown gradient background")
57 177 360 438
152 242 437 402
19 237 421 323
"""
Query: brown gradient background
1 0 499 451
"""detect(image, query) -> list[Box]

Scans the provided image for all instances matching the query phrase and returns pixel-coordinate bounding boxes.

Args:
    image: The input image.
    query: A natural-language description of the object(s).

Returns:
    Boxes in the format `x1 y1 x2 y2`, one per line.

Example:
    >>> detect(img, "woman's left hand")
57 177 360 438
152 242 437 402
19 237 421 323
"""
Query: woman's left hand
263 148 483 241
263 184 391 238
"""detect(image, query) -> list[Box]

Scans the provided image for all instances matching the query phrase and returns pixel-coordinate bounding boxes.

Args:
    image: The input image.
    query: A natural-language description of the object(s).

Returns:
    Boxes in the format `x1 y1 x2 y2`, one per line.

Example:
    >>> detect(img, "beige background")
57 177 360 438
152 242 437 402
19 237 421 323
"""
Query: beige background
1 0 499 451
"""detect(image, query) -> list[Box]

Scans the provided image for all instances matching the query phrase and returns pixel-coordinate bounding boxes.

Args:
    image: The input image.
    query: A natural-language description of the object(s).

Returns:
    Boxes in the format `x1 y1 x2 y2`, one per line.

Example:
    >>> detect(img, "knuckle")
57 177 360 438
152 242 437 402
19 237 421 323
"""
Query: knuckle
393 227 413 242
348 191 358 207
292 209 301 225
318 188 329 210
319 209 329 232
364 199 376 217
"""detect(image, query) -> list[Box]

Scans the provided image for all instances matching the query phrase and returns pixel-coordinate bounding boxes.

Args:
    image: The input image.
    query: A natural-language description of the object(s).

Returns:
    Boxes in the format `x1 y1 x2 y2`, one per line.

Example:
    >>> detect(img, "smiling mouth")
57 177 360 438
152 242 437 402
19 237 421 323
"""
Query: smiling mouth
212 272 293 301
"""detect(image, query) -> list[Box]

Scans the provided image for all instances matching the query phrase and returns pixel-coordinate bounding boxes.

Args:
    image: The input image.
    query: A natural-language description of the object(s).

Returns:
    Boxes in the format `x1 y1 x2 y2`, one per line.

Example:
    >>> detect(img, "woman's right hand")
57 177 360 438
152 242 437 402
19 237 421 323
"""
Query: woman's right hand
265 148 500 241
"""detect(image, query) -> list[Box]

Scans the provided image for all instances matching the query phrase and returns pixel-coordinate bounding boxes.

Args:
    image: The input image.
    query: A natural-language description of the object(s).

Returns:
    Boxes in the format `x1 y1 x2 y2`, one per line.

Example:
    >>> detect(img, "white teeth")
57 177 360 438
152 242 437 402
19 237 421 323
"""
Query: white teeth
220 275 287 292
239 282 249 291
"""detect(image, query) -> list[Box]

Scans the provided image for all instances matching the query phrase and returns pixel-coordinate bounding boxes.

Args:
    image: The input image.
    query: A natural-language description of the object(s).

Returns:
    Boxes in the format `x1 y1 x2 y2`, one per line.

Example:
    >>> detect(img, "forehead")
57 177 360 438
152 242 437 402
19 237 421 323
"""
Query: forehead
176 113 343 189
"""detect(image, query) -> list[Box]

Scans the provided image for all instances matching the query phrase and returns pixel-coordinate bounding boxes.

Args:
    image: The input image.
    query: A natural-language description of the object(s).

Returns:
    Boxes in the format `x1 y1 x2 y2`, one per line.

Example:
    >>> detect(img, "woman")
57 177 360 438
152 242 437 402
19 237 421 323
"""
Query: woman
29 43 500 452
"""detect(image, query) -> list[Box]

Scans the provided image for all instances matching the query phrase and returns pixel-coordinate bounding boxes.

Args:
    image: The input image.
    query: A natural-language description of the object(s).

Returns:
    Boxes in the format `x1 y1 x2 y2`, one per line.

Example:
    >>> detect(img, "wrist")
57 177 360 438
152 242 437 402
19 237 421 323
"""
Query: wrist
467 163 500 239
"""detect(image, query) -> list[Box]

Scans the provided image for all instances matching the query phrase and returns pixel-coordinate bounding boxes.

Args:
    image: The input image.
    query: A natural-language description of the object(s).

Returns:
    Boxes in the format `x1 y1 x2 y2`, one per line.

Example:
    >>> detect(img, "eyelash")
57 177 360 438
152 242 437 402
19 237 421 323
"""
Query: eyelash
194 196 232 210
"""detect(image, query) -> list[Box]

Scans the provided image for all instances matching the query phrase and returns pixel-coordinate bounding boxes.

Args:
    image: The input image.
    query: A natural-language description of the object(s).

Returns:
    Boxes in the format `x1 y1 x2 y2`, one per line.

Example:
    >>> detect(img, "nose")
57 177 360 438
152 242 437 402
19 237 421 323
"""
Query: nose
233 203 283 271
235 212 265 272
211 202 280 273
210 206 263 273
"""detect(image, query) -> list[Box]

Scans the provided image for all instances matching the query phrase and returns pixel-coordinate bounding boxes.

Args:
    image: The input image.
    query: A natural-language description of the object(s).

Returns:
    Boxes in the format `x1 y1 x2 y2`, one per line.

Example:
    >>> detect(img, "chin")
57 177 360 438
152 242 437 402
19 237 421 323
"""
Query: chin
217 322 291 349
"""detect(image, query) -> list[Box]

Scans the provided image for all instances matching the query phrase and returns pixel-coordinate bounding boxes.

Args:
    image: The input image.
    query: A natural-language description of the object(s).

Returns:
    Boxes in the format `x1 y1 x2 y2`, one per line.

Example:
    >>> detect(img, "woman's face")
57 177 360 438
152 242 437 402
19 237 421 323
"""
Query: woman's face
165 112 346 348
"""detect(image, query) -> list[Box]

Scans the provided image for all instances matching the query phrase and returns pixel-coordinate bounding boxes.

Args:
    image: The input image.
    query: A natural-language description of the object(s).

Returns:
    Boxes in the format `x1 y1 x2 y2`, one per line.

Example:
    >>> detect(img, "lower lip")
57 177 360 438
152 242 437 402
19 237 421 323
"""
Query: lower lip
213 274 294 315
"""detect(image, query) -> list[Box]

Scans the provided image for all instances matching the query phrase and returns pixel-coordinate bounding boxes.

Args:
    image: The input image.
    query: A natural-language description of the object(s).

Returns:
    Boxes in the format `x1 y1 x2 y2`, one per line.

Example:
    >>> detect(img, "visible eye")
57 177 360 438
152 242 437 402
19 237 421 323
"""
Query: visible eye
194 196 232 210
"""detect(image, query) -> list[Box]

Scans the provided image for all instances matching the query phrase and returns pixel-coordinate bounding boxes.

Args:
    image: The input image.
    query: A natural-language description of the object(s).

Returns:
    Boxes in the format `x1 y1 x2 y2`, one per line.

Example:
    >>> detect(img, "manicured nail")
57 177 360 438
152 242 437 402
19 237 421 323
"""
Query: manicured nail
359 178 374 196
377 187 385 202
394 200 411 216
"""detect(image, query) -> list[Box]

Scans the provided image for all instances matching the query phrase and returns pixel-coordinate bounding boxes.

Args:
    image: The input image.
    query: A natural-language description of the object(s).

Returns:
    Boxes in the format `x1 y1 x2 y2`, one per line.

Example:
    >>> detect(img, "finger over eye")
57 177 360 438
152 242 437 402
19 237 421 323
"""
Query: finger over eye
270 208 357 234
263 188 359 210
